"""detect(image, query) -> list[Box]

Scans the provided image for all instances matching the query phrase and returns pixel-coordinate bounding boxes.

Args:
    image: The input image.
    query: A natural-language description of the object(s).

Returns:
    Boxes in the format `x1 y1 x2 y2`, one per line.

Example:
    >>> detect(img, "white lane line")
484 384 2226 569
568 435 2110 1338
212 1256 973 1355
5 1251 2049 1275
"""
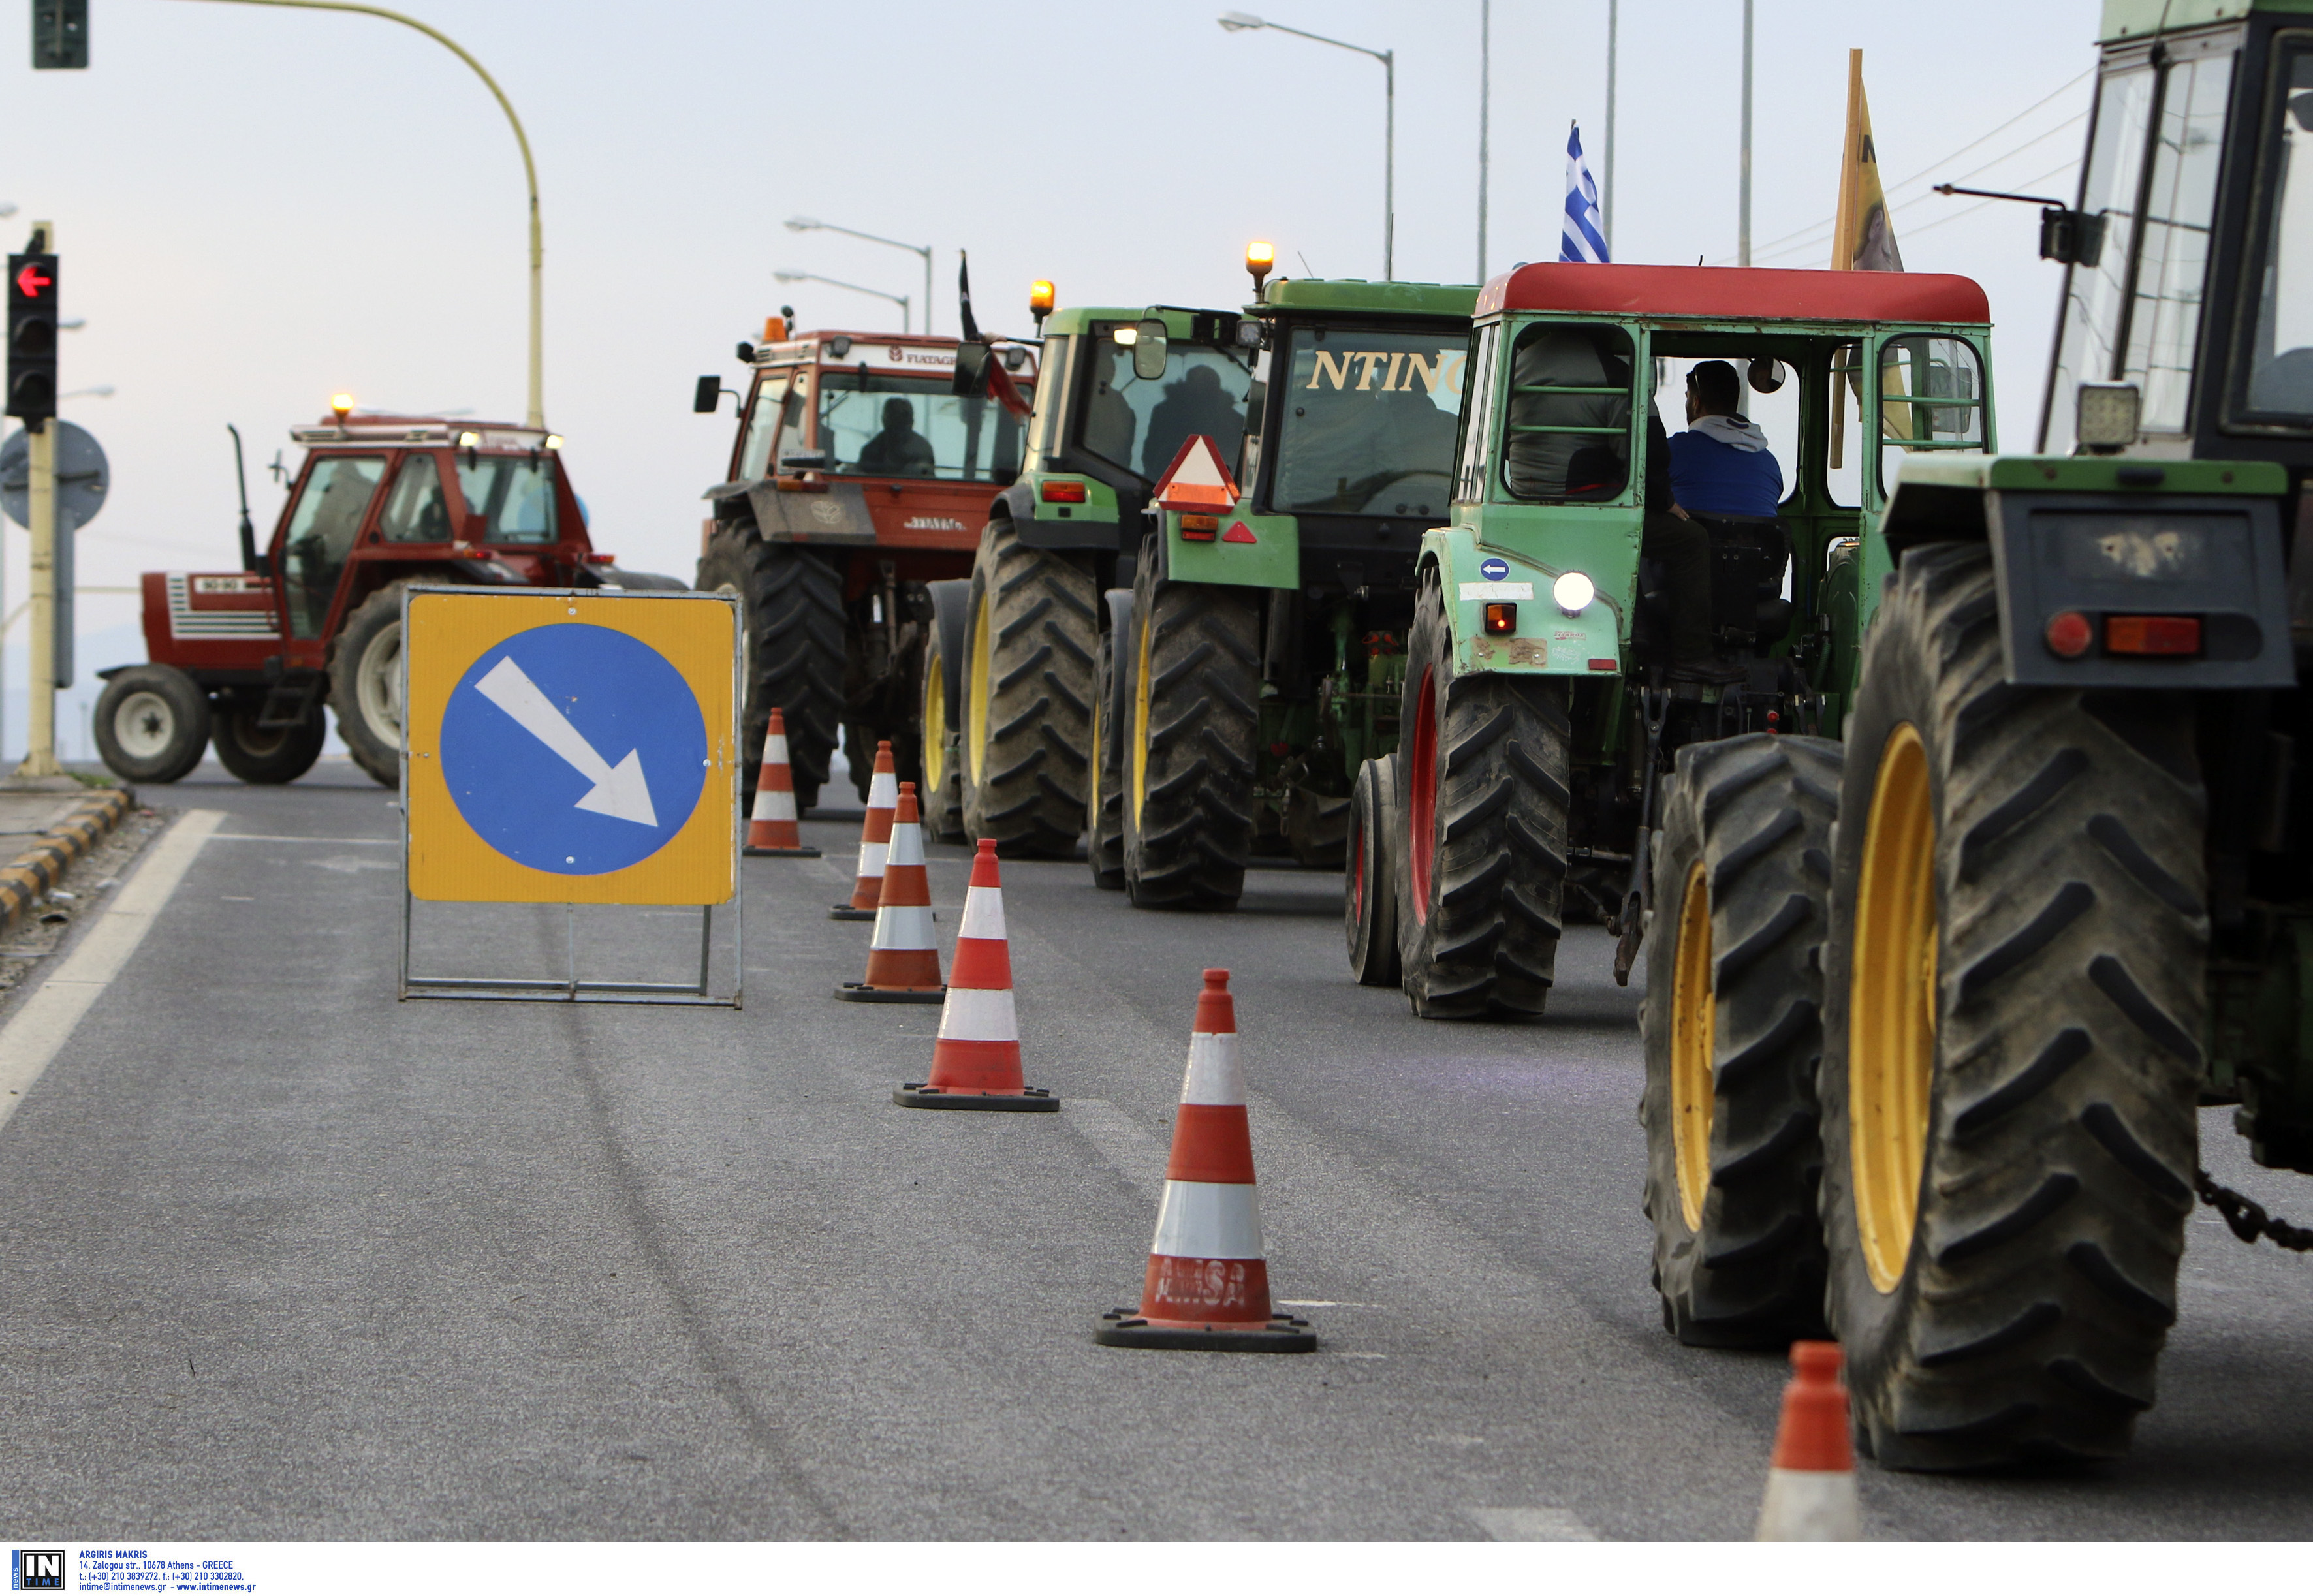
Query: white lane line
0 809 225 1135
210 834 395 845
1463 1507 1598 1542
1066 1098 1165 1201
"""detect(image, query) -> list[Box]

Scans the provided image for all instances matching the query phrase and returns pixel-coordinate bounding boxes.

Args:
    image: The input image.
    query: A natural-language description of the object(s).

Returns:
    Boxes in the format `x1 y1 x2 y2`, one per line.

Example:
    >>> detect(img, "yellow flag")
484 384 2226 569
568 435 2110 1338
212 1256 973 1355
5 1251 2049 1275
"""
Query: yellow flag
1832 50 1904 272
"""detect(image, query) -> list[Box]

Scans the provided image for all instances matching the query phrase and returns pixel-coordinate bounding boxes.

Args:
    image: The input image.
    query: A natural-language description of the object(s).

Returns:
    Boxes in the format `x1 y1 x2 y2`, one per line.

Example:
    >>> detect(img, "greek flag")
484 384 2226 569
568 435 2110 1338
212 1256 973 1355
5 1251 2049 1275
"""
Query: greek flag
1561 121 1609 264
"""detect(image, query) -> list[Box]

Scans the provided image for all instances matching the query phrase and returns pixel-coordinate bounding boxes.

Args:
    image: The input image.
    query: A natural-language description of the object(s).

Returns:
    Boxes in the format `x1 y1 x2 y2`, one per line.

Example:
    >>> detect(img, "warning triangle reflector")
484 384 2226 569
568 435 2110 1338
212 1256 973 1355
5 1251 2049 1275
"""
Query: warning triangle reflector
1152 433 1240 512
1221 522 1257 543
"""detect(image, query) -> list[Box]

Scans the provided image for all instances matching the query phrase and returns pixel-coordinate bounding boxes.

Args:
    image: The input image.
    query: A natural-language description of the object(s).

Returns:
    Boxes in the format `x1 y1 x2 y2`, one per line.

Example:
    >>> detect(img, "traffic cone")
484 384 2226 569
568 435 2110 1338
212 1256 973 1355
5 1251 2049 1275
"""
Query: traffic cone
1755 1341 1862 1541
896 839 1057 1111
837 781 945 1004
830 740 898 920
744 708 821 858
1095 969 1315 1353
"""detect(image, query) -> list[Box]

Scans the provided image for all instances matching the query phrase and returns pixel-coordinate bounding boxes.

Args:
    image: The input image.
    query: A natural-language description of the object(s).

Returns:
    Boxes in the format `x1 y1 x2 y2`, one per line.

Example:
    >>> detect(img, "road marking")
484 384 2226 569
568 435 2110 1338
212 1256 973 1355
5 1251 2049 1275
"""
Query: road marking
0 809 223 1135
475 655 657 826
1066 1098 1165 1200
1464 1507 1597 1542
212 833 395 845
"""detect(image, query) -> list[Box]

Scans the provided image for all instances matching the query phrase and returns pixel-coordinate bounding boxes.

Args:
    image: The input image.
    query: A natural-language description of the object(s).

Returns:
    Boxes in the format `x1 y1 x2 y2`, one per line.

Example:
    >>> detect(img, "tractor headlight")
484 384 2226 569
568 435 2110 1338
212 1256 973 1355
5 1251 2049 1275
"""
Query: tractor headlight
1552 571 1596 616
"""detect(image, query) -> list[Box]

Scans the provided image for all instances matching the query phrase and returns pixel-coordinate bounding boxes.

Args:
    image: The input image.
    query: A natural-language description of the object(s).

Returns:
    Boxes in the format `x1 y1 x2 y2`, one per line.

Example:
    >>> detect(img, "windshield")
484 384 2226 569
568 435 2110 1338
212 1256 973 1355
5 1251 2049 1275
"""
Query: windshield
818 371 1026 482
456 454 559 545
2242 40 2313 416
1078 336 1255 481
1268 327 1466 517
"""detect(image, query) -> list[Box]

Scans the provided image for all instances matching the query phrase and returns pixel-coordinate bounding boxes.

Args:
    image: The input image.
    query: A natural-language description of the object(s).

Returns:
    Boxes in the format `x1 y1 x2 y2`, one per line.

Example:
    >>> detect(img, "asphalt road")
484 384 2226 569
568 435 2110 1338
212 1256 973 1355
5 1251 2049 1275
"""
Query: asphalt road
1 760 2309 1540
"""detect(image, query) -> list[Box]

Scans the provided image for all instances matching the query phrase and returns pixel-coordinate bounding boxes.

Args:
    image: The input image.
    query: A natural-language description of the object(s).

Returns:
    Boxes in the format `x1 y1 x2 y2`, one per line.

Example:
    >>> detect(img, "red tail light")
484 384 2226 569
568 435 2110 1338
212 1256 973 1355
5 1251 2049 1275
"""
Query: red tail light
2105 614 2201 655
1483 602 1517 635
1039 480 1088 503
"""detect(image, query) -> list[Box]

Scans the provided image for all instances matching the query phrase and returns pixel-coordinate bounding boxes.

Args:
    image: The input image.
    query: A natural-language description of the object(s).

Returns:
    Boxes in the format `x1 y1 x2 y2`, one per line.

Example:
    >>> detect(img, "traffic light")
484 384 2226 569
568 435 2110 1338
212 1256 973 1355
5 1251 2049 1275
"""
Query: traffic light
8 243 59 427
32 0 88 69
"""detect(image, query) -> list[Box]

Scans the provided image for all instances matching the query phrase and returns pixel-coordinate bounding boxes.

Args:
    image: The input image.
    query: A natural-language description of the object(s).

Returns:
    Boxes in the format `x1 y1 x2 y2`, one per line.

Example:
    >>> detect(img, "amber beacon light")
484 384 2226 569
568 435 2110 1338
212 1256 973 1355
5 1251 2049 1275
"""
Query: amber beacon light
1030 279 1055 331
1246 240 1275 297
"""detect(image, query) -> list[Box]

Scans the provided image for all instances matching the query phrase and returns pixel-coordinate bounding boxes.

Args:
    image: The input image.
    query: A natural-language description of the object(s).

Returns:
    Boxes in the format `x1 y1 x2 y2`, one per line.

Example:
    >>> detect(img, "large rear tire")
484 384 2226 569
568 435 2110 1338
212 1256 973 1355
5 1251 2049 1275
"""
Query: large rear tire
1123 554 1260 909
960 518 1096 856
1345 754 1402 986
1819 542 2205 1471
1640 732 1840 1347
212 700 326 785
1088 588 1133 890
93 663 210 785
1394 564 1571 1018
328 581 409 788
699 527 842 815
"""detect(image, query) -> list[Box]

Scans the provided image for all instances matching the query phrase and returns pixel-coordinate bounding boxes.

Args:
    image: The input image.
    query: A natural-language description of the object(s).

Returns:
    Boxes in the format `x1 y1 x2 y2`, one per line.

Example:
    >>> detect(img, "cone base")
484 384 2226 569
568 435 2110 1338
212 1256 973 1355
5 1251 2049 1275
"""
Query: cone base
829 904 879 920
1094 1309 1316 1353
894 1084 1058 1112
746 844 822 858
836 982 946 1004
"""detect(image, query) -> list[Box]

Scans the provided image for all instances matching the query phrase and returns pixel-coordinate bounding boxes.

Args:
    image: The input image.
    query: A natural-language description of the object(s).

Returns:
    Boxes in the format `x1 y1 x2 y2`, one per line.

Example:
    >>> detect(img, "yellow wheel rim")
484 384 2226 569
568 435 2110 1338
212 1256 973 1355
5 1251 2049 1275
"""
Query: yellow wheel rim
967 589 994 787
1131 608 1154 827
1670 860 1715 1231
922 639 948 798
1849 721 1940 1294
1091 644 1105 822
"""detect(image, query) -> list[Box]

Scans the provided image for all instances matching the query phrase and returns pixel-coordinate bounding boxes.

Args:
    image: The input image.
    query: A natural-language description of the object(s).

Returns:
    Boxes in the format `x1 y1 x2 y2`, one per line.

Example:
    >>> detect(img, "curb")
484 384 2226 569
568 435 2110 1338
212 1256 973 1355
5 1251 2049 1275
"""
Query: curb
0 787 138 939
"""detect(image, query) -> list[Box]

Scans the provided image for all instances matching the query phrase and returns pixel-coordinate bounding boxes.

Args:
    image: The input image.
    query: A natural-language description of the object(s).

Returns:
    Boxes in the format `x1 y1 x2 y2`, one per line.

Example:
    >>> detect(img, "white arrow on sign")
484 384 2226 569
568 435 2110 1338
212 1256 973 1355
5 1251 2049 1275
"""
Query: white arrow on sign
474 655 659 827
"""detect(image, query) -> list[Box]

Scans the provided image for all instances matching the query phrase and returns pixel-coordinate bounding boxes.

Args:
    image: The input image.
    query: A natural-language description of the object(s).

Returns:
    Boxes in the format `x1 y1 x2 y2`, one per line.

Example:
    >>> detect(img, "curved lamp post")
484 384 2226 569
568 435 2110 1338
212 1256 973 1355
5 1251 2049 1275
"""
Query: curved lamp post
1219 11 1394 281
177 0 547 428
785 219 933 337
773 270 911 335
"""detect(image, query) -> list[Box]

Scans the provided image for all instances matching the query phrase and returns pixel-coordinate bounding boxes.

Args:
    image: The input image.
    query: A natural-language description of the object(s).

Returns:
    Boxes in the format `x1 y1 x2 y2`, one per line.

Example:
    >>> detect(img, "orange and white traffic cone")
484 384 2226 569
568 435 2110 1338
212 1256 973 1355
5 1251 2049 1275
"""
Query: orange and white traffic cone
830 740 898 920
1755 1341 1862 1541
1095 969 1315 1352
744 708 821 858
837 781 945 1005
896 839 1056 1111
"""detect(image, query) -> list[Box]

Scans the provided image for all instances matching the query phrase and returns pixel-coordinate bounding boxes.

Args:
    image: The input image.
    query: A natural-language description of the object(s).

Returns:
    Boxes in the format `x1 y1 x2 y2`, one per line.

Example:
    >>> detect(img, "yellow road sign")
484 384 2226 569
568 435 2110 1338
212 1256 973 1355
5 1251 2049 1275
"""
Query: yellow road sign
403 587 740 904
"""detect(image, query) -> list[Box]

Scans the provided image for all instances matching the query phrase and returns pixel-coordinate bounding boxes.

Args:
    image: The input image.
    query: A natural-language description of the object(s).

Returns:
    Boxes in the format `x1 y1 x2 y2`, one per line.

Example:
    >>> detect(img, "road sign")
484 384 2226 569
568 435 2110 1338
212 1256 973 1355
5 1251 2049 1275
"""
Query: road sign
403 587 739 905
1 418 106 529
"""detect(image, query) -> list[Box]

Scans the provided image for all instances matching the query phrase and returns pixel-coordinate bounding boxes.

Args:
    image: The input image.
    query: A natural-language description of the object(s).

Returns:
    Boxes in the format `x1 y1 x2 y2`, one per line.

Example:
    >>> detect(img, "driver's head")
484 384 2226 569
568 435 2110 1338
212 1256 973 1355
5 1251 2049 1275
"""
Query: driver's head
881 397 915 431
1686 360 1741 420
1181 366 1220 392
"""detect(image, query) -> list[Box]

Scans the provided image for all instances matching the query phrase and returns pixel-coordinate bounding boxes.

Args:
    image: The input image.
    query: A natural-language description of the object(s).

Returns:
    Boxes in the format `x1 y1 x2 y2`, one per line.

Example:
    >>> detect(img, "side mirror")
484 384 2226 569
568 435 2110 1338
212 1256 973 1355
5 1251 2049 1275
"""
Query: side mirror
1132 317 1169 383
952 339 992 398
2038 207 2106 268
693 375 722 414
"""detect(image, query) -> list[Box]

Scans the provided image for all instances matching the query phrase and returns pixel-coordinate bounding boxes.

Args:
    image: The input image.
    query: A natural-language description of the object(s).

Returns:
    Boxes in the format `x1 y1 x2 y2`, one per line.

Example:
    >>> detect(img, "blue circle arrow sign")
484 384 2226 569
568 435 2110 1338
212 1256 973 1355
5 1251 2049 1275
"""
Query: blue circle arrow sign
439 623 708 875
1478 555 1511 582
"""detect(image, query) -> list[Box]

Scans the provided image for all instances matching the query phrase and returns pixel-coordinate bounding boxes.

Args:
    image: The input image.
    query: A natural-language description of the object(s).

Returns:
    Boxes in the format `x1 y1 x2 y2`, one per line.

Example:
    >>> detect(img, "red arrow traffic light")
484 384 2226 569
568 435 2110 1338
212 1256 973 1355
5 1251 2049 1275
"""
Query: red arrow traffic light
15 262 50 298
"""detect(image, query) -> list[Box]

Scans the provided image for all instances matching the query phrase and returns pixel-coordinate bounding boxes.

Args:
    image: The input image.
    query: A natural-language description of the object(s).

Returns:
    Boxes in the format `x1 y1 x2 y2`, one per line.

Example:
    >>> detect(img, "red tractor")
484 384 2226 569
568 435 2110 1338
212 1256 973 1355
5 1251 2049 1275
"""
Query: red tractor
693 317 1036 815
93 402 682 788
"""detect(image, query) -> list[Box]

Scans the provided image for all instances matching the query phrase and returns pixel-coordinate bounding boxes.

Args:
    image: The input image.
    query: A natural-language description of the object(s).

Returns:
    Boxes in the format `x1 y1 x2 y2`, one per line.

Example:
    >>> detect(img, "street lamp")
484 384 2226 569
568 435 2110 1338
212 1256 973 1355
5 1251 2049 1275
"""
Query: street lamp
785 218 934 337
774 270 911 335
1219 11 1394 281
59 386 114 401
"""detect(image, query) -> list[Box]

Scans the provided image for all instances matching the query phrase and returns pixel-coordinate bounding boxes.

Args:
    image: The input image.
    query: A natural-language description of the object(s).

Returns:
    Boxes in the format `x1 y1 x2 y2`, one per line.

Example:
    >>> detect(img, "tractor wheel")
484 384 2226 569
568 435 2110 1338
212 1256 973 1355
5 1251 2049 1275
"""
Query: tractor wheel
1088 588 1134 890
960 517 1097 855
1819 542 2205 1471
1394 563 1571 1018
1123 555 1260 909
212 699 326 785
93 663 211 785
919 579 969 843
698 527 843 815
329 582 411 788
1289 789 1353 869
1640 732 1841 1347
1345 754 1402 987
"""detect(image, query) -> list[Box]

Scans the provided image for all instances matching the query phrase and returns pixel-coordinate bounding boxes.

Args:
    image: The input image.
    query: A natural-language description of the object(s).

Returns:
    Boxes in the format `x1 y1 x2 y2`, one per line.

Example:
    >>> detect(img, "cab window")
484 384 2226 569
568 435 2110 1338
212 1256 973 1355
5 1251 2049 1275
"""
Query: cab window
1267 327 1463 517
377 454 451 543
1454 325 1501 502
280 454 383 638
2236 35 2313 420
739 367 807 478
1874 336 1987 500
1500 321 1635 502
1078 332 1255 483
456 454 559 544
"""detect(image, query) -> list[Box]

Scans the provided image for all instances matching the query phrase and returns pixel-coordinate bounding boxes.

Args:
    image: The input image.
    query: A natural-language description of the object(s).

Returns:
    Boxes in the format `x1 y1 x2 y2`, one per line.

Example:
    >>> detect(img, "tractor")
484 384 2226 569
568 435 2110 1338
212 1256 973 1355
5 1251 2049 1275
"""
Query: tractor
693 316 1036 815
926 291 1259 858
93 403 674 789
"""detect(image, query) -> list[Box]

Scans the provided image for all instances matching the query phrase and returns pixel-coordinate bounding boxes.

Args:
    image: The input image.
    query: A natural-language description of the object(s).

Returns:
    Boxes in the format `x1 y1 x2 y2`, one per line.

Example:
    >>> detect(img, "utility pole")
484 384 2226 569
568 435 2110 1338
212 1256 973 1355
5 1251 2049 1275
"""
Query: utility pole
1603 0 1618 256
1739 0 1754 266
1478 0 1490 281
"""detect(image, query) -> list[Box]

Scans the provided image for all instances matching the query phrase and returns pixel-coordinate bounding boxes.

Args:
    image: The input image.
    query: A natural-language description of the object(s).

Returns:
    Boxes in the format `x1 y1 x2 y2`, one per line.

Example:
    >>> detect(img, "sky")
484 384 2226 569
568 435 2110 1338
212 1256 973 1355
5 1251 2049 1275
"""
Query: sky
0 0 2103 762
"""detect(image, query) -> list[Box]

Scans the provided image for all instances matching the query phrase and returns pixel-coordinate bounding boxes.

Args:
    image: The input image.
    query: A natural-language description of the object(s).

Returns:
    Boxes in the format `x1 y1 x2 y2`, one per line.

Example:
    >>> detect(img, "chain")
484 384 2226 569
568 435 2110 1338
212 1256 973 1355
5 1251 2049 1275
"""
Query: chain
2196 1169 2313 1252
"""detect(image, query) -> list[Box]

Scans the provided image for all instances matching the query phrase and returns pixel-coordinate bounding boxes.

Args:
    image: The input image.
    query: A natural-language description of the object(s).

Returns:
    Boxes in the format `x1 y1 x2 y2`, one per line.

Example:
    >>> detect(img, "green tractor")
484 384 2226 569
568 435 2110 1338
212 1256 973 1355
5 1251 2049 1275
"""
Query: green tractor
1096 258 1478 909
924 293 1257 858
